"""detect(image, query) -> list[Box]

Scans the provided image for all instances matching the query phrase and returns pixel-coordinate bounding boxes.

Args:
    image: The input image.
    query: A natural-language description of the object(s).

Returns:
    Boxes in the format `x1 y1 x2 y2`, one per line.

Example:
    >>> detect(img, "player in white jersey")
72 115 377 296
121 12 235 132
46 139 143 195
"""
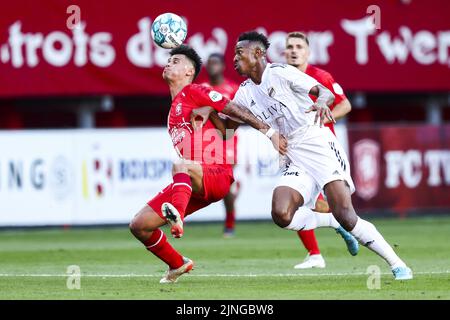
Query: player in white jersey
194 31 412 280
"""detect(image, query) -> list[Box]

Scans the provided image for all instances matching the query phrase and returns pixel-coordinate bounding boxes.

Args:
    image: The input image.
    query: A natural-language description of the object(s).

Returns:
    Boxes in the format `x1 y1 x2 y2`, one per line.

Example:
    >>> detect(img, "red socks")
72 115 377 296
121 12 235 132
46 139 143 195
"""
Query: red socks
298 229 321 255
225 210 235 230
144 229 184 269
171 173 192 219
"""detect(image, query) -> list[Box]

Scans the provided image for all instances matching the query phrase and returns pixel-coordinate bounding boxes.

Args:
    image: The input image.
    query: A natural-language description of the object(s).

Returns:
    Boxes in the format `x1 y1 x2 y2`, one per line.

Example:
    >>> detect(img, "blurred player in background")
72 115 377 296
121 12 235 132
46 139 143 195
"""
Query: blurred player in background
203 53 240 237
129 45 287 283
201 31 412 280
285 32 358 269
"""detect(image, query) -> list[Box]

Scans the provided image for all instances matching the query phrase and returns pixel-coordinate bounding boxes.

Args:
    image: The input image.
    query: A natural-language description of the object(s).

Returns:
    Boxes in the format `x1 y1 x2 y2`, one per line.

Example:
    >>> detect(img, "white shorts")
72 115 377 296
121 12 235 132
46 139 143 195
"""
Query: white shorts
275 125 355 207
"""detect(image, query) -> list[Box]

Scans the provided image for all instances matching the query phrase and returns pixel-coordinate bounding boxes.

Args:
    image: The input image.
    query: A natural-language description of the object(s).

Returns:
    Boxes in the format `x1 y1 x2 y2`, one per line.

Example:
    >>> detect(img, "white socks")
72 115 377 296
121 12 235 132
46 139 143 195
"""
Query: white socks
284 208 406 270
284 206 340 231
350 217 405 269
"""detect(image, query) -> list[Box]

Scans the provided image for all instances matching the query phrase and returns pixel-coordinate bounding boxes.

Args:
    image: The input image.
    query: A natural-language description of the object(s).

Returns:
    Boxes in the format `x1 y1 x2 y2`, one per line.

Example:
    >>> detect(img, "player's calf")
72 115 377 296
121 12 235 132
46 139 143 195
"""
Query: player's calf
326 194 358 231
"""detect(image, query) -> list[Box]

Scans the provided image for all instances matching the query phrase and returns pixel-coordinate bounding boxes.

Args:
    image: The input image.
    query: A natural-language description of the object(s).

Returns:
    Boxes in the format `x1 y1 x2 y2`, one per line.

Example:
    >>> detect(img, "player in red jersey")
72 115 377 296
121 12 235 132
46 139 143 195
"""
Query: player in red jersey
285 32 358 269
129 45 287 283
203 53 240 237
204 53 240 100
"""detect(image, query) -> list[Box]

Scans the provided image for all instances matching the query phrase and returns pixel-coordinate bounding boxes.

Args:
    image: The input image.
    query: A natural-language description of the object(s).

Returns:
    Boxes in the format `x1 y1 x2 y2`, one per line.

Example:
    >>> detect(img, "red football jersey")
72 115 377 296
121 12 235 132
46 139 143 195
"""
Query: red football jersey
201 78 240 100
168 84 233 165
202 78 240 164
305 65 347 135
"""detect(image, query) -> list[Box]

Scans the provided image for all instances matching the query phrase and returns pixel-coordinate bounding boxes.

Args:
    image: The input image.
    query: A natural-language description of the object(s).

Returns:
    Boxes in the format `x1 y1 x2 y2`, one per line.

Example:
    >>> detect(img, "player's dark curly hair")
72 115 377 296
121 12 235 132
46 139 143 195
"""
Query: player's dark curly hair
170 45 202 80
208 52 225 63
238 31 270 50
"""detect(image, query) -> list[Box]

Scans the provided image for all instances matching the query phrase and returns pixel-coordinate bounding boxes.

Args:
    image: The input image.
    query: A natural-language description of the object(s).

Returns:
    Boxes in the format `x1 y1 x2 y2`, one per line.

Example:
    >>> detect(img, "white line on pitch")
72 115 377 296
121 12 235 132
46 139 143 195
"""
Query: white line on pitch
0 271 448 278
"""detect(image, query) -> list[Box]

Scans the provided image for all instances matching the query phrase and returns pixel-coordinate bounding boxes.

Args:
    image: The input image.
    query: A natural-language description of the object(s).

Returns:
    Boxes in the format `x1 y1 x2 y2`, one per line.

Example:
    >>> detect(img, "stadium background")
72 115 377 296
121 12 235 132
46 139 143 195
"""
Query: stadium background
0 0 449 302
0 0 448 226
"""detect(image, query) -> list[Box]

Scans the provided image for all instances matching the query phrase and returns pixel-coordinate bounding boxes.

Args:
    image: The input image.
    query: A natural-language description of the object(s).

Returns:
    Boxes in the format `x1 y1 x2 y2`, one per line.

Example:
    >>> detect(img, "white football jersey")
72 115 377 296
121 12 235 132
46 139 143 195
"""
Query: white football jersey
233 63 319 137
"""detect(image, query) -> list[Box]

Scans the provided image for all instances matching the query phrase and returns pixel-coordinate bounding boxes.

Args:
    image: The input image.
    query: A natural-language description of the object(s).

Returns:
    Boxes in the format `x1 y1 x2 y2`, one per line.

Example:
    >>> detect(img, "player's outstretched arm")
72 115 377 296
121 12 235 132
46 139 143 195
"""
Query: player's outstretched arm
222 101 287 155
210 113 242 140
190 107 238 139
307 84 336 127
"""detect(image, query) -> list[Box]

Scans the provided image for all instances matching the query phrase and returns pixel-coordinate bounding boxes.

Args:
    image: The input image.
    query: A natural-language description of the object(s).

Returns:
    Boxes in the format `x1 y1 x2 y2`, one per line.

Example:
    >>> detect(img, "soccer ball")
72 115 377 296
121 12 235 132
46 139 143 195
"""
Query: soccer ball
151 13 187 49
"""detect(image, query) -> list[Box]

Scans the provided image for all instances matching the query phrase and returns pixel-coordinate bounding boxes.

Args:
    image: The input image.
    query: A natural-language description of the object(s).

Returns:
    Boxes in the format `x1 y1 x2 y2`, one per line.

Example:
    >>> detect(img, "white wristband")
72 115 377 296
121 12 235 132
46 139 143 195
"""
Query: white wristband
265 128 276 139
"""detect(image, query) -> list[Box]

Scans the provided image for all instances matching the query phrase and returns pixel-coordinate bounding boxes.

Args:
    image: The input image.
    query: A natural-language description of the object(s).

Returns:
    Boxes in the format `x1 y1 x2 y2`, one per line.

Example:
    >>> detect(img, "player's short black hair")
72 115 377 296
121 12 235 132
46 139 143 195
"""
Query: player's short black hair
238 31 270 50
208 52 225 63
170 45 202 80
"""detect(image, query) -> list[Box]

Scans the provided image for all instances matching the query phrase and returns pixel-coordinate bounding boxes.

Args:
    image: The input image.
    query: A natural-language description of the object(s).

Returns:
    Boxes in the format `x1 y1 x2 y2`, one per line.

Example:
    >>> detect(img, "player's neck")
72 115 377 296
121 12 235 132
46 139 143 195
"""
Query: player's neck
168 79 191 99
249 60 267 85
209 75 224 86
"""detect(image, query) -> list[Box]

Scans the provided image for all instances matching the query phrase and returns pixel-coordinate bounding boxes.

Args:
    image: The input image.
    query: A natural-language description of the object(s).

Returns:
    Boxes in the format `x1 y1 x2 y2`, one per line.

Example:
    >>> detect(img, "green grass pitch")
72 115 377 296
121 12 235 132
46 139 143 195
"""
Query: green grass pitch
0 216 449 300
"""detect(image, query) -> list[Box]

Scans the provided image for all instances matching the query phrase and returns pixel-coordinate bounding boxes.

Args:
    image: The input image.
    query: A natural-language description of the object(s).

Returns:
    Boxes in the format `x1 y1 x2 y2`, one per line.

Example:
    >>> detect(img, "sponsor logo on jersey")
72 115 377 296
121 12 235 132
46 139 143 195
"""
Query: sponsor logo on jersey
175 103 182 116
332 83 344 95
208 90 223 102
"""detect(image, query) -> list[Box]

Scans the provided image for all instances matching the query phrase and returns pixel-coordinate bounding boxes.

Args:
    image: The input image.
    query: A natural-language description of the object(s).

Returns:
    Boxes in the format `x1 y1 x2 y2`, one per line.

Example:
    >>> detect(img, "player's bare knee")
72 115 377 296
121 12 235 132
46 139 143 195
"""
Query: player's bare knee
129 221 139 238
129 216 142 237
271 207 293 228
332 204 357 230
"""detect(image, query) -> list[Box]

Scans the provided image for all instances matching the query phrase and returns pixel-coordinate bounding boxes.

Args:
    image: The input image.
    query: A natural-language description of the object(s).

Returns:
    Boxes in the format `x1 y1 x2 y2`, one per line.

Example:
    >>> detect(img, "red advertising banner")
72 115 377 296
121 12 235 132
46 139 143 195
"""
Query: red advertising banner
348 125 450 214
0 0 449 97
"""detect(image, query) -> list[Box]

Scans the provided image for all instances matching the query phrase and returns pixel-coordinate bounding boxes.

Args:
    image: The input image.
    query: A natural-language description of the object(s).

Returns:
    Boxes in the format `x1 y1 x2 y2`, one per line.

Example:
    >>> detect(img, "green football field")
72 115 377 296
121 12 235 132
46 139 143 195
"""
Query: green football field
0 216 449 300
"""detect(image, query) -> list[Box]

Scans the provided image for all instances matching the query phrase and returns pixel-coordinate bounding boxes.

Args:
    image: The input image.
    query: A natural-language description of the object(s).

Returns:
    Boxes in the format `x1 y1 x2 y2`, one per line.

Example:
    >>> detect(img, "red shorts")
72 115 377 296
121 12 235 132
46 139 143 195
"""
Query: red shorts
148 164 234 219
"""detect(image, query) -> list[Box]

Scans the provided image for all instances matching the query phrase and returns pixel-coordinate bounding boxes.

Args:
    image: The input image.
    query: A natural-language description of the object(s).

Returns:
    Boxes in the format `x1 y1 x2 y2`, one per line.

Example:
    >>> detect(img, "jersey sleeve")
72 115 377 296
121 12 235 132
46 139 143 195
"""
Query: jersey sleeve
319 72 347 106
189 84 230 112
277 65 319 95
231 86 249 109
229 81 240 100
221 86 247 124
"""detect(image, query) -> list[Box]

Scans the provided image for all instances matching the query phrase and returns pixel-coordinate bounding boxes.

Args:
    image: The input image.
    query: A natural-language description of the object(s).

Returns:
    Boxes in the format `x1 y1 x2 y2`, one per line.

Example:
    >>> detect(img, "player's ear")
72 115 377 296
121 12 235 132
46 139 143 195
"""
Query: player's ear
254 47 261 58
185 65 195 78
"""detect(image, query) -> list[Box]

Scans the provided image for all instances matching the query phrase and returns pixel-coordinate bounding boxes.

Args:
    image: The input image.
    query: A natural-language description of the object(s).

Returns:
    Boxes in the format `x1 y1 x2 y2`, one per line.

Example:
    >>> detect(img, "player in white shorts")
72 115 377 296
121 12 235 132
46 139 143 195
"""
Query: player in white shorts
194 31 413 280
